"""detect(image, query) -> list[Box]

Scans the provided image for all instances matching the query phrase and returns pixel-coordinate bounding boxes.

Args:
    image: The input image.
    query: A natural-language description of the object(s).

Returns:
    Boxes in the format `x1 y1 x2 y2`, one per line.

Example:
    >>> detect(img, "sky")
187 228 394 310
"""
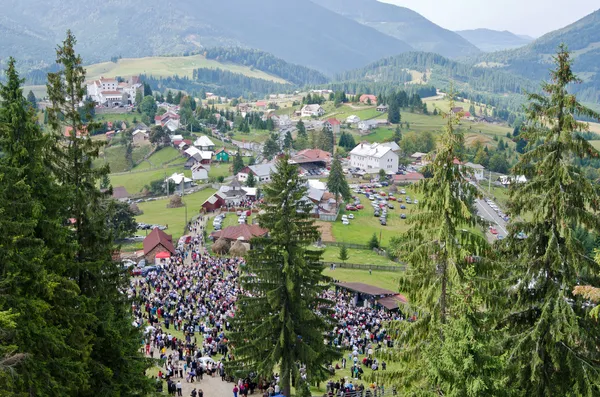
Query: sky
382 0 599 37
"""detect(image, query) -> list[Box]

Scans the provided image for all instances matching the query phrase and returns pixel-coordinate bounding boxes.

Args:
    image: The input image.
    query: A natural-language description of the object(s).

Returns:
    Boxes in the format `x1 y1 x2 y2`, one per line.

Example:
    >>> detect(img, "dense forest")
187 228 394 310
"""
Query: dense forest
141 68 292 99
204 47 329 86
337 52 538 95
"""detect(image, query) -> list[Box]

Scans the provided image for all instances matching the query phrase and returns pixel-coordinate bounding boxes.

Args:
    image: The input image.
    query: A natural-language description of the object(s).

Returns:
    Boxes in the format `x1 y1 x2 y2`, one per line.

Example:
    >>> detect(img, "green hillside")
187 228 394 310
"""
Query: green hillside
456 29 533 52
473 9 600 102
85 54 289 84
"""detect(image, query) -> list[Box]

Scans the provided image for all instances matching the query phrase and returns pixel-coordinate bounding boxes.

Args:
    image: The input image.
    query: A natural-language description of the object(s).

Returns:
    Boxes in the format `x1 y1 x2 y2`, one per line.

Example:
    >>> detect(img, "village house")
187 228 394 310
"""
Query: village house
215 178 248 206
201 194 225 212
349 142 399 174
376 104 389 112
300 104 325 117
324 118 341 136
191 163 209 181
194 136 215 151
272 115 292 128
184 146 212 165
155 111 181 131
359 94 377 104
210 224 268 244
346 115 361 124
131 129 150 146
165 173 192 191
393 172 425 184
237 163 277 184
463 162 486 180
358 119 388 133
410 152 430 166
214 148 230 162
255 100 267 110
143 228 176 262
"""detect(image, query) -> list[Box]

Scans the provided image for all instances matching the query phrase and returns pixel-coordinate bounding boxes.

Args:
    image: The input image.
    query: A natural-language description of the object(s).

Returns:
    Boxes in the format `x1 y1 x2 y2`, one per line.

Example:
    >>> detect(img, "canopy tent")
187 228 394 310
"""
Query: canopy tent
155 251 171 259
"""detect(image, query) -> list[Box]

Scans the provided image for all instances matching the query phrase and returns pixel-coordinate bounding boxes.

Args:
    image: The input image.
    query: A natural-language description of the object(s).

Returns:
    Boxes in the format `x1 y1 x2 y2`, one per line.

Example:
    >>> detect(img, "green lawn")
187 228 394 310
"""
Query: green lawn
324 268 401 292
85 54 288 84
317 247 399 266
327 105 384 121
208 163 233 179
135 188 217 241
330 186 423 247
94 144 153 173
134 147 184 170
231 129 271 143
110 166 188 194
95 112 140 125
206 212 257 236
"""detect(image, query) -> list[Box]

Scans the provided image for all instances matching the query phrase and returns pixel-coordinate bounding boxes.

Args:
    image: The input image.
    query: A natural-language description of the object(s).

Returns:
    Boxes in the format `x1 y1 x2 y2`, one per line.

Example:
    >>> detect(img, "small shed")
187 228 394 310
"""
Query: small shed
215 148 230 162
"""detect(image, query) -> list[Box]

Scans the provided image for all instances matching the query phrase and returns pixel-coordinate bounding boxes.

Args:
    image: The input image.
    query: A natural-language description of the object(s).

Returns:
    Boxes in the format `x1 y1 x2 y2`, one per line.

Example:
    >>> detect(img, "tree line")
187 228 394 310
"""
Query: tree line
204 47 329 86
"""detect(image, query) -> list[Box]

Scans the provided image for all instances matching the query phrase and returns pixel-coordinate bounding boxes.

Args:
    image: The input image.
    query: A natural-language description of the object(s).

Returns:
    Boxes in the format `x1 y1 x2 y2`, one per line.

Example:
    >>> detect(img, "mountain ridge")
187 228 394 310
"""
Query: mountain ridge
456 29 533 52
313 0 481 58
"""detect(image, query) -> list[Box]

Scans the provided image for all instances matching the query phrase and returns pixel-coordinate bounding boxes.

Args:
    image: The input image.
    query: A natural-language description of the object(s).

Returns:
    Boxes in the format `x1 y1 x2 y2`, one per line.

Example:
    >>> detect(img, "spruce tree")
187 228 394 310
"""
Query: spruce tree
500 45 600 396
327 156 351 204
46 31 152 395
297 119 307 139
385 94 490 394
227 155 339 397
232 151 245 174
246 171 256 187
0 57 90 395
26 89 37 109
338 245 349 263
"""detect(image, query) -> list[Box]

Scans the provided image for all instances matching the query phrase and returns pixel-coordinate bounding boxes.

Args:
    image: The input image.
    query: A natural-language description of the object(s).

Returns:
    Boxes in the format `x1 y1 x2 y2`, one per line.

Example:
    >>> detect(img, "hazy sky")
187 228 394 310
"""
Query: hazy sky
382 0 599 37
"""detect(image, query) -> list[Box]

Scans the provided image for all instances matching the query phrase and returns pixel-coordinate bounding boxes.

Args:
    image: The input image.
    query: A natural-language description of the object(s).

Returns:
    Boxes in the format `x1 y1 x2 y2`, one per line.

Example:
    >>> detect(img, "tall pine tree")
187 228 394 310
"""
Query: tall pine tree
327 156 351 204
500 45 600 396
385 94 491 394
46 31 152 396
227 155 339 397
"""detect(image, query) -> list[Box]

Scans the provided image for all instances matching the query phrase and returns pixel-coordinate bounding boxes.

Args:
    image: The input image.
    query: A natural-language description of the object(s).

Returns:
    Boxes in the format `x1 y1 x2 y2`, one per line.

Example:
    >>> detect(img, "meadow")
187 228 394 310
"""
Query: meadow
135 188 217 241
84 54 288 83
94 143 153 173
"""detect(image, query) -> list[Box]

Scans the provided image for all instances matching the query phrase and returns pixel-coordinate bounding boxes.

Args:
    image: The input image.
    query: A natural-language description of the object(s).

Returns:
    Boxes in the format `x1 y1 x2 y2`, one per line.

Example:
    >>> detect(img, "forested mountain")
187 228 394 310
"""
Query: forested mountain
472 8 600 102
203 48 329 86
0 0 414 75
338 52 536 96
314 0 481 58
456 29 533 52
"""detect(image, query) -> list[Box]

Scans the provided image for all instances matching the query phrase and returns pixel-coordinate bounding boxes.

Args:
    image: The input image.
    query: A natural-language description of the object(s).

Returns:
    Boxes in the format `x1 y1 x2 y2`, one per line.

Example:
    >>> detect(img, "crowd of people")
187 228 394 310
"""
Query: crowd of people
129 216 404 396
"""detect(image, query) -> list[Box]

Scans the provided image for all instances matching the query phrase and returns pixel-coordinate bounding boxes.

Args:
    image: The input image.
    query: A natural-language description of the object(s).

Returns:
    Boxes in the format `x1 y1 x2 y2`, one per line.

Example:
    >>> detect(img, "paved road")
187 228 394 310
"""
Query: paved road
475 198 508 237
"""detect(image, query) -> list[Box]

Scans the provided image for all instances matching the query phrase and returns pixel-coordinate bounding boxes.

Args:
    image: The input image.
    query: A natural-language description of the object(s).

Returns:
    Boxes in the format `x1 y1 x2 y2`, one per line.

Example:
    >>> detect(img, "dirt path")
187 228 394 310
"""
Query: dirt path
316 221 335 242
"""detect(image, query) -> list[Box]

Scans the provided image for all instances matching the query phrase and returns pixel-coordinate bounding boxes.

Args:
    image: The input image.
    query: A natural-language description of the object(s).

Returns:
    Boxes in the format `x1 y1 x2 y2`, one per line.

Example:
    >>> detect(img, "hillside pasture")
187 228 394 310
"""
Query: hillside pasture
109 166 188 194
84 54 289 84
94 144 153 173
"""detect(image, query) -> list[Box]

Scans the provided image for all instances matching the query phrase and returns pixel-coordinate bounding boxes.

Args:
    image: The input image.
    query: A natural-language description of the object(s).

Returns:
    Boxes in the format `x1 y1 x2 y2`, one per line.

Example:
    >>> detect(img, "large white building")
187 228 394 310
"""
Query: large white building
86 76 142 107
349 142 399 174
300 104 325 117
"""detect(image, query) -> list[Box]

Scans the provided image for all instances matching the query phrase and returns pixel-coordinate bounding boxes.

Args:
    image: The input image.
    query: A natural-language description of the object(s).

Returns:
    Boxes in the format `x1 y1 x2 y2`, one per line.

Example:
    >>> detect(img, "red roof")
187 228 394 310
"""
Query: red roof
255 101 267 107
101 90 122 95
327 118 341 126
393 172 424 182
453 158 463 165
211 224 268 241
143 228 176 256
359 94 377 103
155 115 162 121
292 149 332 164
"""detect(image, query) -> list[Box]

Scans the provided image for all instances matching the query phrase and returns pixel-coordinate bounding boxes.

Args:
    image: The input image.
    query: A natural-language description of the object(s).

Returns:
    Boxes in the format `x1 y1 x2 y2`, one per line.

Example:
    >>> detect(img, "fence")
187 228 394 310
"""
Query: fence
321 241 378 250
322 262 404 272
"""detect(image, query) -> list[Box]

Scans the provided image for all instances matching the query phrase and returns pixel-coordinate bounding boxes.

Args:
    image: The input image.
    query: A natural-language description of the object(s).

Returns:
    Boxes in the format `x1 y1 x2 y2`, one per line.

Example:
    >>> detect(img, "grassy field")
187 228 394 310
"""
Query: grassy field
325 268 400 292
328 186 423 247
135 188 217 241
208 163 233 179
110 166 188 194
95 112 140 125
84 55 288 84
134 147 184 170
232 129 271 143
317 247 398 266
327 105 385 121
94 144 153 173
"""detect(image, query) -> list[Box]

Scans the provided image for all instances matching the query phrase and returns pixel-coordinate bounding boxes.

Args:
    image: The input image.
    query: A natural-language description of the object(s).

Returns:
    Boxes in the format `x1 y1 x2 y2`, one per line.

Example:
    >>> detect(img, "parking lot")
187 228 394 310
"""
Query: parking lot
476 197 509 240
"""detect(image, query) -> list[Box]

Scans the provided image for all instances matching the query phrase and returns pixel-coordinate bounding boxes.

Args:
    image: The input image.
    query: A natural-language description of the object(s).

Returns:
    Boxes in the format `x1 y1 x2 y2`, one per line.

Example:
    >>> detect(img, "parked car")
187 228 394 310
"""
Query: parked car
388 203 394 209
345 205 357 211
198 357 216 370
490 227 498 235
348 214 355 219
342 220 350 225
497 235 505 240
400 205 406 209
380 219 387 226
400 189 406 195
389 196 397 201
141 266 160 277
374 211 380 217
400 214 407 219
341 215 348 221
356 204 364 210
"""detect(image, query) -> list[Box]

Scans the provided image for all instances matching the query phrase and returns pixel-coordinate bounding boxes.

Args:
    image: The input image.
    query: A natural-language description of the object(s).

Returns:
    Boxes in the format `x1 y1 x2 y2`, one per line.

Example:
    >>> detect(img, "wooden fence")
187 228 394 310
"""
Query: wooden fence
321 262 404 272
